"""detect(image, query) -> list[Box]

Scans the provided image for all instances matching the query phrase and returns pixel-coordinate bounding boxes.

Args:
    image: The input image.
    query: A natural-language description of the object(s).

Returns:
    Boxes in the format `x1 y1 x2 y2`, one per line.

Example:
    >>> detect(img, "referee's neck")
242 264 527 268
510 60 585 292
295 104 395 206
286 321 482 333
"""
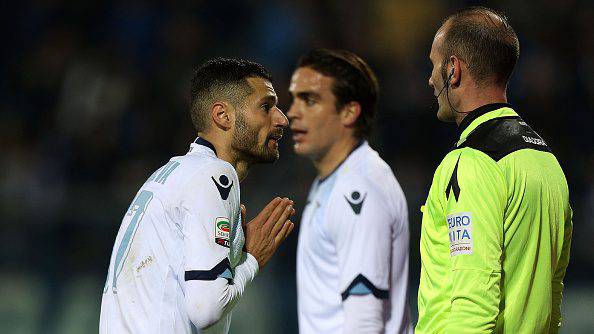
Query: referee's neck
454 85 508 126
314 136 360 180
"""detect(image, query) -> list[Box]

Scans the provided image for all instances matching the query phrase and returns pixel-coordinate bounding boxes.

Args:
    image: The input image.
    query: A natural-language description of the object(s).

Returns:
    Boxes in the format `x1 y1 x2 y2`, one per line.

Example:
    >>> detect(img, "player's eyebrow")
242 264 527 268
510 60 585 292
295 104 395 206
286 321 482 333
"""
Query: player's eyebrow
258 93 278 105
295 91 320 100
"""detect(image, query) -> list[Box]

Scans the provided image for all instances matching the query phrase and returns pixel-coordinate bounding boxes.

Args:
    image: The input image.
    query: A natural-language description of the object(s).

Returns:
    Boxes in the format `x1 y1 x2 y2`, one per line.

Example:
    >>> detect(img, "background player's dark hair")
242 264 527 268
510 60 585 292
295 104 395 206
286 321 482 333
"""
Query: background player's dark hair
297 49 379 139
190 58 272 132
440 6 520 87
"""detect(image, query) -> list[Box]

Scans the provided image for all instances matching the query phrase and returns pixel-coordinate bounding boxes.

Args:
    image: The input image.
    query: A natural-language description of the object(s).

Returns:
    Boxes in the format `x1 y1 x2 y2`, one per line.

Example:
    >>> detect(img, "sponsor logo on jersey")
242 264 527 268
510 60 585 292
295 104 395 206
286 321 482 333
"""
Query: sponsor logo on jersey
447 212 473 256
212 174 233 200
522 135 547 146
215 217 231 248
344 191 366 215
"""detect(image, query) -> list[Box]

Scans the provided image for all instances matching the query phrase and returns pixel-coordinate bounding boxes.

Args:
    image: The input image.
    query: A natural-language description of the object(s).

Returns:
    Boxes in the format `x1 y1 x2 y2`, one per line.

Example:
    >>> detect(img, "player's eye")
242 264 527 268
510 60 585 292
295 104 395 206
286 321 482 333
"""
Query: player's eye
261 103 272 112
305 98 316 107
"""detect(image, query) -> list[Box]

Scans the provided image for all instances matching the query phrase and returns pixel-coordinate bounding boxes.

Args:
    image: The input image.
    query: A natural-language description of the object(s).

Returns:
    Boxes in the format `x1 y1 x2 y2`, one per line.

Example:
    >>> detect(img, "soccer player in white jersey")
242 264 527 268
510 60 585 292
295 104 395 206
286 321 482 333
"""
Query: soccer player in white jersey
288 49 412 333
100 58 295 333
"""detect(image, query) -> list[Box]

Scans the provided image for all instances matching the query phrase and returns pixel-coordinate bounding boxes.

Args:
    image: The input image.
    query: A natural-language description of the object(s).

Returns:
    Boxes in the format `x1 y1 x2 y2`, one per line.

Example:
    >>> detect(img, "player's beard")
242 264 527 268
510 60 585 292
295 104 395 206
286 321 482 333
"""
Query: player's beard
231 110 279 164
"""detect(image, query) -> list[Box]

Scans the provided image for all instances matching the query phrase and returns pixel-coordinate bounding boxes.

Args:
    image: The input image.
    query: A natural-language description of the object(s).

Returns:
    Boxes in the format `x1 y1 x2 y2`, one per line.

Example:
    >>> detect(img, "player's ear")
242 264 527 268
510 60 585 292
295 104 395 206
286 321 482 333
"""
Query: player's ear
340 101 361 128
211 102 233 131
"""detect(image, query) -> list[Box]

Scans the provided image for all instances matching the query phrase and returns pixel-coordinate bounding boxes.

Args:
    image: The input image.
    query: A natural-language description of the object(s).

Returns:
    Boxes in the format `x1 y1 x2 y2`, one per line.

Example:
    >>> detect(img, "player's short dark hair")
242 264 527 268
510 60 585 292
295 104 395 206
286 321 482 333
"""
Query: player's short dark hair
440 6 519 87
190 58 272 132
297 49 379 139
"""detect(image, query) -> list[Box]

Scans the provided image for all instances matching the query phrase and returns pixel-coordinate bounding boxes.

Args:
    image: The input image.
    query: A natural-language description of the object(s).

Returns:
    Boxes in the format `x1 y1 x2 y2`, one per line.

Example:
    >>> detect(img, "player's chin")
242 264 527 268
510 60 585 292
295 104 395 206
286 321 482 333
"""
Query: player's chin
258 150 279 163
256 145 280 163
292 142 307 156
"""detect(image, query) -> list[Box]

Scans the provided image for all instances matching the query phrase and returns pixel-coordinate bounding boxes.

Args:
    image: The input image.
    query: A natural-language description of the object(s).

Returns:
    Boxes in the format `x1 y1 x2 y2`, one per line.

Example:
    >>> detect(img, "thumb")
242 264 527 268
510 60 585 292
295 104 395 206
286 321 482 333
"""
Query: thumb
240 204 246 227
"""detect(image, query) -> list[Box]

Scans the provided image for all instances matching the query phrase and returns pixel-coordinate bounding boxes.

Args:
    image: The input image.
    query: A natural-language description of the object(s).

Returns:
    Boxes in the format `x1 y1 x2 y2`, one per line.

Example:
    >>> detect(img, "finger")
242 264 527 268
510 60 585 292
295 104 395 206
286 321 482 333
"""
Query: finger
269 201 294 237
254 197 282 223
241 204 246 227
263 198 290 232
288 221 295 235
274 220 294 246
264 198 292 233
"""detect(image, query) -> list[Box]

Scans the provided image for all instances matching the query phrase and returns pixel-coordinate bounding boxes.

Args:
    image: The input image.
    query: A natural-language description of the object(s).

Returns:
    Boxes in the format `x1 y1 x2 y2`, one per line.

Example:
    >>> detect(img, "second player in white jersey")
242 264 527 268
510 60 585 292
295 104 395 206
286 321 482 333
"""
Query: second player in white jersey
288 49 412 333
297 142 412 333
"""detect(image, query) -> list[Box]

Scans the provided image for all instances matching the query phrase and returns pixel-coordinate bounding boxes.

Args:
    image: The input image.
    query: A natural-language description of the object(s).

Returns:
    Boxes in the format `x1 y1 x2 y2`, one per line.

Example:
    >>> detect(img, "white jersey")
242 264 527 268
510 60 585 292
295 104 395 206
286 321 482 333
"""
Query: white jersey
297 142 412 333
100 138 249 334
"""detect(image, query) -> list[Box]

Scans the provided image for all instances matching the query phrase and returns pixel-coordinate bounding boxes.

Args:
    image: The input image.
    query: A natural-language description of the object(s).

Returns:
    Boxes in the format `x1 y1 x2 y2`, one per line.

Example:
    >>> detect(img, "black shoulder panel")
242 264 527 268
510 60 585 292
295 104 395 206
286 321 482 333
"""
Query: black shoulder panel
459 116 552 161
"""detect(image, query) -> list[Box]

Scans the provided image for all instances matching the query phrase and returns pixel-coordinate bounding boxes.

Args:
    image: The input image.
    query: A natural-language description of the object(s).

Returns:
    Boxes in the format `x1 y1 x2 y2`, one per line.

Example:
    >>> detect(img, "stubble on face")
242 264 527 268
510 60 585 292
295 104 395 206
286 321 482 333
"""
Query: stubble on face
232 109 279 164
231 78 281 165
431 26 456 123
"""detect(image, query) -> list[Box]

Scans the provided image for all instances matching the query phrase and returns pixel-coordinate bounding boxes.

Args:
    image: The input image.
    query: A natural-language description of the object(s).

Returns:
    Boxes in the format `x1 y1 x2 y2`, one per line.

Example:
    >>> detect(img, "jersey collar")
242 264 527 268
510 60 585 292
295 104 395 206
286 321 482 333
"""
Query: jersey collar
456 103 517 147
190 137 217 156
318 140 366 184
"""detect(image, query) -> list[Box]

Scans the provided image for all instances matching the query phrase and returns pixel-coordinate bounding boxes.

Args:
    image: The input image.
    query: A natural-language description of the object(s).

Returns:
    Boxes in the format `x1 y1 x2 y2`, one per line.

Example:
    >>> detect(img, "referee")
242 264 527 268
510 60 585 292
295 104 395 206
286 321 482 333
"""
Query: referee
416 7 573 334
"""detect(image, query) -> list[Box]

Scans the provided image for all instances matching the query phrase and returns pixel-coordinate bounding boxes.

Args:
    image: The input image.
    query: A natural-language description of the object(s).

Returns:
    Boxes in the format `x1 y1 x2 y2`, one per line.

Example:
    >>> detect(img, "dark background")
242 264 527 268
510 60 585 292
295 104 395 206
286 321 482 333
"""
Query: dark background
1 1 592 333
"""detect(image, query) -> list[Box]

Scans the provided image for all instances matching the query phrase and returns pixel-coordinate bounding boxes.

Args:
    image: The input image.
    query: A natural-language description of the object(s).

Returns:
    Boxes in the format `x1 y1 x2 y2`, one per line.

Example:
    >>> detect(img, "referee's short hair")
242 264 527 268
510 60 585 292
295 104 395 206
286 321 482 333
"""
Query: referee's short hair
440 6 520 87
297 49 379 139
190 58 272 132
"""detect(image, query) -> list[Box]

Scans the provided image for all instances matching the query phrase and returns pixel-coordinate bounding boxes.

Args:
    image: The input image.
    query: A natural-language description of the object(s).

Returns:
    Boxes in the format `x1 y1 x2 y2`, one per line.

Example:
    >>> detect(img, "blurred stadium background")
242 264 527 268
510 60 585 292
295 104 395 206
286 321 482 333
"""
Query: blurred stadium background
1 1 593 333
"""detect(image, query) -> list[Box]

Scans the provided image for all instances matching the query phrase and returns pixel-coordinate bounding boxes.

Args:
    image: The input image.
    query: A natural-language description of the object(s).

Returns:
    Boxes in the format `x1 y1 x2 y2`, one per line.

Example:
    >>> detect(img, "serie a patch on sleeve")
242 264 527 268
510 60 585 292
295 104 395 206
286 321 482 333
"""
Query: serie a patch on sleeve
214 217 231 248
446 212 473 256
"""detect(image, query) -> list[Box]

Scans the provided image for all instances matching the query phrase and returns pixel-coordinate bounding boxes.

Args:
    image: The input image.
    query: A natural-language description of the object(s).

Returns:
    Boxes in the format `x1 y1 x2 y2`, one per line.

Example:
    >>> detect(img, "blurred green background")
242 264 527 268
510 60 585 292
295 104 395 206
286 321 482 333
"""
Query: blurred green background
1 0 593 333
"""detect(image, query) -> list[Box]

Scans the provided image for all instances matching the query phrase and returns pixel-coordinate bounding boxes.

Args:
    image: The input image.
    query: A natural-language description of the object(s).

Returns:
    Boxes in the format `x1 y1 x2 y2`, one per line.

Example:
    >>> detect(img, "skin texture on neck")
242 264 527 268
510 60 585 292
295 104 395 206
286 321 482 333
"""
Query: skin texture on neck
452 84 508 126
314 134 359 180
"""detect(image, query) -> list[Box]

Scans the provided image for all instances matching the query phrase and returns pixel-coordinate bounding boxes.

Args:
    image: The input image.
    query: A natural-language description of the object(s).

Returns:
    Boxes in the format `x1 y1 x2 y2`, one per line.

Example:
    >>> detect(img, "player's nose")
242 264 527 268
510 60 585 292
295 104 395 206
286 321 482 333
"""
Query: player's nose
428 75 434 88
287 102 298 121
273 107 289 128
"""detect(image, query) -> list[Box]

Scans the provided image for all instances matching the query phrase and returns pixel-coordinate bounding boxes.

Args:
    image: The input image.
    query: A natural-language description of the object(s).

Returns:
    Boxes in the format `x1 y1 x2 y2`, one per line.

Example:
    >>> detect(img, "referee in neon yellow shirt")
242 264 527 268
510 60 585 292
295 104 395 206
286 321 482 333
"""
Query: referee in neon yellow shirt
416 6 573 333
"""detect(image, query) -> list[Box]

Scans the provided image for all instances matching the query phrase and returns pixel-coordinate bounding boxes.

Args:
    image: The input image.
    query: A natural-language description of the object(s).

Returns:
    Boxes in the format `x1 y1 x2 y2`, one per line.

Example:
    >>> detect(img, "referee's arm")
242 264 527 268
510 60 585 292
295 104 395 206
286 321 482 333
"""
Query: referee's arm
444 150 505 333
550 205 573 334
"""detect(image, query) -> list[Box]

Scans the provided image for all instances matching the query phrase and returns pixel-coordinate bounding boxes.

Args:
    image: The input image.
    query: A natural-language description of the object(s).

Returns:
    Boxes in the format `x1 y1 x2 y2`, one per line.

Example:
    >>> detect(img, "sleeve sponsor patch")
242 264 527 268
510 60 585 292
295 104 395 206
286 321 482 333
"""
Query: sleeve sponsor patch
214 217 231 248
447 212 473 256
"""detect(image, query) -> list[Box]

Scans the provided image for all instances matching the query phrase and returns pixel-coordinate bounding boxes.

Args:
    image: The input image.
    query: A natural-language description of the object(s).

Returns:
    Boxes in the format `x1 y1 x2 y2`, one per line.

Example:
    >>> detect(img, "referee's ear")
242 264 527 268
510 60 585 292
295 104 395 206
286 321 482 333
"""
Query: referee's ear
340 101 361 128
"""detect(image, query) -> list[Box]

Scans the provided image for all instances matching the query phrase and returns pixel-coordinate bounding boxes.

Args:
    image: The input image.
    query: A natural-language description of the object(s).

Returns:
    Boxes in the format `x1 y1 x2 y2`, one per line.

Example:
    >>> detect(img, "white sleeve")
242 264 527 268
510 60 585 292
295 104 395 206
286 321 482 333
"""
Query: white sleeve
179 162 259 330
326 176 402 332
343 295 385 333
185 253 258 330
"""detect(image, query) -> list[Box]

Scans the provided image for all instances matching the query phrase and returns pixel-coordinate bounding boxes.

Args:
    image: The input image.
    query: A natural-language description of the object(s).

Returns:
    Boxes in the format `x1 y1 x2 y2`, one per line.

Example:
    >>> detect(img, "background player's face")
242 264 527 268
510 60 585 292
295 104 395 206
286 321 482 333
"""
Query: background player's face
287 67 344 160
429 27 456 122
231 77 288 163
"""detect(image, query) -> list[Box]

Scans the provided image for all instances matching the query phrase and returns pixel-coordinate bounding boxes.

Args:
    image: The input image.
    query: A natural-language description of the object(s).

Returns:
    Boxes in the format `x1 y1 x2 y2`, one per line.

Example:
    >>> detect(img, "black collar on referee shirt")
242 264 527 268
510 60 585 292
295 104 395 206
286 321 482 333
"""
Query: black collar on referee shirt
194 137 217 156
458 102 513 134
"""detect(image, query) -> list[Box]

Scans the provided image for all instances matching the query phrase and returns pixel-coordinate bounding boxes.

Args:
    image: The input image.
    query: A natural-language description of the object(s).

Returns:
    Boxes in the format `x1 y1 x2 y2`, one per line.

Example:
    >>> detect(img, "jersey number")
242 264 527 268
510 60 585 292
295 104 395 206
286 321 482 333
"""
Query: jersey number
105 190 154 293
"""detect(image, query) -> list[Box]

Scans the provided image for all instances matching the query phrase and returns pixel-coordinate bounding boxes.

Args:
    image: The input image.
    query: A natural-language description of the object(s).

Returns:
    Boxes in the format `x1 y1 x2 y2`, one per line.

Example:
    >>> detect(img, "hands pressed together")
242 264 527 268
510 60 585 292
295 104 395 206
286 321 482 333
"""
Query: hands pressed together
242 197 296 268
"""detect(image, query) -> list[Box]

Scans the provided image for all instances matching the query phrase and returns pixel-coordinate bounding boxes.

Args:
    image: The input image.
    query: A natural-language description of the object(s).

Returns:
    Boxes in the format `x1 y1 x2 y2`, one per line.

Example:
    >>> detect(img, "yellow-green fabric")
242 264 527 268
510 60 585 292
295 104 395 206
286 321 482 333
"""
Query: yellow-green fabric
416 104 572 334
